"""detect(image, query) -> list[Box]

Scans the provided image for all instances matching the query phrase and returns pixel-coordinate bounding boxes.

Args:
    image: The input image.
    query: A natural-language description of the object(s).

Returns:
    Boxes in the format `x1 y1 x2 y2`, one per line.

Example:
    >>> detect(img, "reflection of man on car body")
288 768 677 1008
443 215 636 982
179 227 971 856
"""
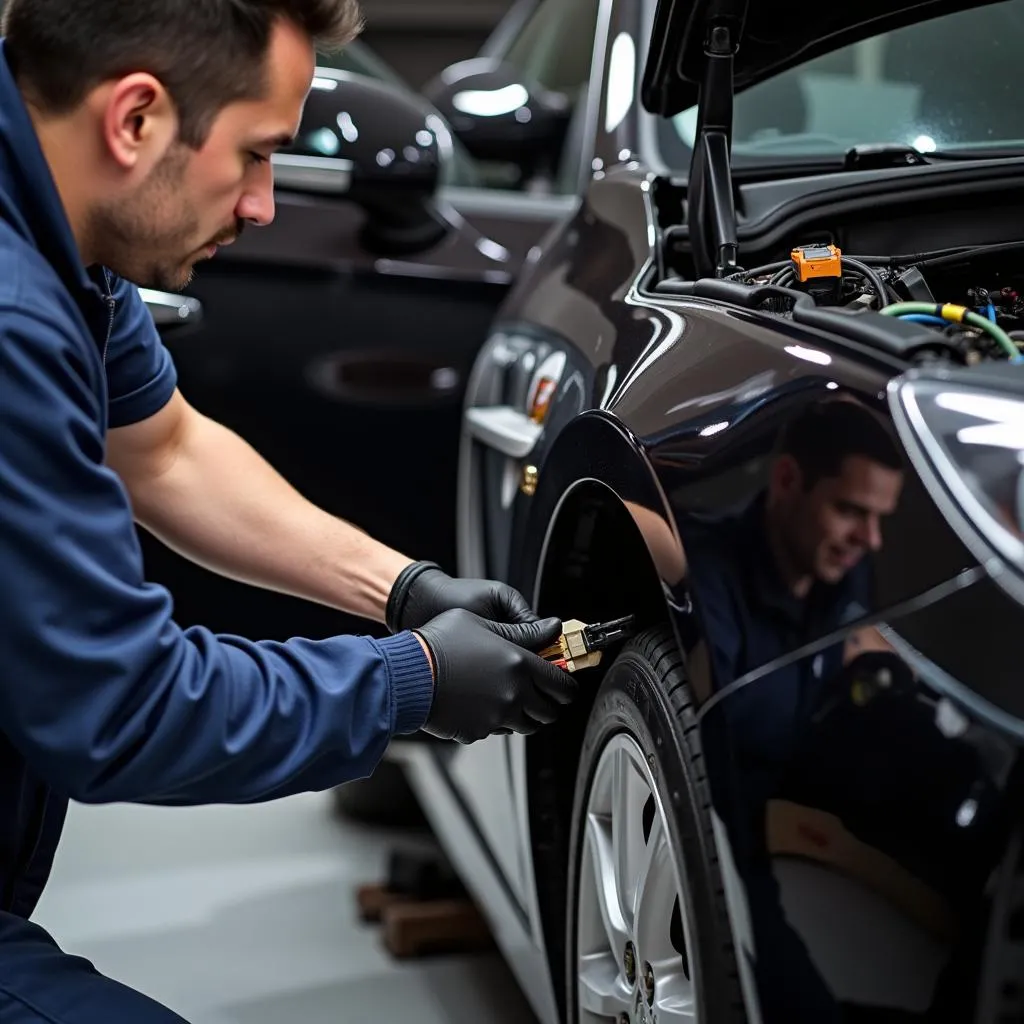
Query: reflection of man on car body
688 397 904 721
683 397 904 1023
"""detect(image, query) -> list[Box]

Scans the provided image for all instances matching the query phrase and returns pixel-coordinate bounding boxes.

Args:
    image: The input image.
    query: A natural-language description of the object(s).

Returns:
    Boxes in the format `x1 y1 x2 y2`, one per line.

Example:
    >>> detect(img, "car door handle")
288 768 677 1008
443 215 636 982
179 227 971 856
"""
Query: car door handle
271 153 353 196
307 351 464 407
140 288 203 328
464 406 542 458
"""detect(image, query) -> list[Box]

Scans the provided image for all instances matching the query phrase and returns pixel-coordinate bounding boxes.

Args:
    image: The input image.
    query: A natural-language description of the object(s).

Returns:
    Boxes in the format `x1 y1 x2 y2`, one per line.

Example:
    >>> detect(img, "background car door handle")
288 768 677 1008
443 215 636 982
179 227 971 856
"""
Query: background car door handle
140 288 203 328
464 406 542 458
307 351 464 407
271 153 353 196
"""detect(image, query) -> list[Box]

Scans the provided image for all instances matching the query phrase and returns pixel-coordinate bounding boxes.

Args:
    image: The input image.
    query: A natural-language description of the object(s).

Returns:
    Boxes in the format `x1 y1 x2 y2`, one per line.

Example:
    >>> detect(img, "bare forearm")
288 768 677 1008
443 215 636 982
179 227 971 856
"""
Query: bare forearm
122 412 413 623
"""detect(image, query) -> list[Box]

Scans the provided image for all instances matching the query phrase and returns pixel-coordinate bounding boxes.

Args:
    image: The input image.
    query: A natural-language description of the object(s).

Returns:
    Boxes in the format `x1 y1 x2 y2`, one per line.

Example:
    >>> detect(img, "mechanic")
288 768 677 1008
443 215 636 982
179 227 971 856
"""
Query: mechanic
0 1 577 1020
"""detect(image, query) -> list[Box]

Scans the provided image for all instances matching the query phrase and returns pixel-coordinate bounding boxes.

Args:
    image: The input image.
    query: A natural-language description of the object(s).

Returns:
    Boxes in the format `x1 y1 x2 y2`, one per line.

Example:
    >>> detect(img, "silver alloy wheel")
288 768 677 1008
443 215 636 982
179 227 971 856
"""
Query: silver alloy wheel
577 732 698 1023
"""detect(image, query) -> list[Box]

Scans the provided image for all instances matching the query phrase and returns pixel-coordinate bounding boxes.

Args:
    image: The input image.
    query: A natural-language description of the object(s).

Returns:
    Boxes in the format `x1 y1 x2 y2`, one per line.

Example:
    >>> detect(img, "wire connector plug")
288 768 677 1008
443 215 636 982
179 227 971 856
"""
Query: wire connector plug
539 615 636 673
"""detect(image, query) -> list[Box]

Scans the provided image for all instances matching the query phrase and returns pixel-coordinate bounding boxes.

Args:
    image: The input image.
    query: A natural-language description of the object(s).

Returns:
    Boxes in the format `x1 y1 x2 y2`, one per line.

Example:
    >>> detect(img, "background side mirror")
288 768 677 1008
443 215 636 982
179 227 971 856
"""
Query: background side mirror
273 69 451 255
423 58 573 187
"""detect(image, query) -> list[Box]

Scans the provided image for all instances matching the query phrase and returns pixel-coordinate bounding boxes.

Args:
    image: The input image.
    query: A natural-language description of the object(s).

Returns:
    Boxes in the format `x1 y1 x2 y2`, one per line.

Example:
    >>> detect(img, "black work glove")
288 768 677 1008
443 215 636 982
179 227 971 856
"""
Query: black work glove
415 609 577 744
387 560 537 633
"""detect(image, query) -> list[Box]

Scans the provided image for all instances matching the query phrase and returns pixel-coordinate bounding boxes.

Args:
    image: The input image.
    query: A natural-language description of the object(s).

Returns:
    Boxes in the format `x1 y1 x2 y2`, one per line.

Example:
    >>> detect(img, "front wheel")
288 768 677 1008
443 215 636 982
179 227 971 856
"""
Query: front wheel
565 628 745 1023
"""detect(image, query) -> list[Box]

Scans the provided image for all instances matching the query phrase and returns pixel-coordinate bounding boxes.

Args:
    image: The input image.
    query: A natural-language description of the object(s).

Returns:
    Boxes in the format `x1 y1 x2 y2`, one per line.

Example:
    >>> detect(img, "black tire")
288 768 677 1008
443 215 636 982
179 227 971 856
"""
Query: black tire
565 627 745 1023
331 759 427 828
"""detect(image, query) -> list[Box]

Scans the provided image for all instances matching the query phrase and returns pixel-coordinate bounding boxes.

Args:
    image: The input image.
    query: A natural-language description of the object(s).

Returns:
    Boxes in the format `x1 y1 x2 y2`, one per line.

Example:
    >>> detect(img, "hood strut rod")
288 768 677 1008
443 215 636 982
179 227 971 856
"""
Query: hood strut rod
688 23 740 278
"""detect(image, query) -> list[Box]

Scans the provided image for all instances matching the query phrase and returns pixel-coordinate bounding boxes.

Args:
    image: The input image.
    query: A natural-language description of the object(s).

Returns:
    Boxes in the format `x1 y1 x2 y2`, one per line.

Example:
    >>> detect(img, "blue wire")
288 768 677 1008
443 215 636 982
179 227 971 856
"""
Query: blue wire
898 314 948 325
898 310 1023 360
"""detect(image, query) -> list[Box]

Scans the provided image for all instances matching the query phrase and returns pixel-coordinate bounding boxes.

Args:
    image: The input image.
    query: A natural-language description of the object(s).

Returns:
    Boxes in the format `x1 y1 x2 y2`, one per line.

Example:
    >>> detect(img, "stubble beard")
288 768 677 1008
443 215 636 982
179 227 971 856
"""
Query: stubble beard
85 143 201 291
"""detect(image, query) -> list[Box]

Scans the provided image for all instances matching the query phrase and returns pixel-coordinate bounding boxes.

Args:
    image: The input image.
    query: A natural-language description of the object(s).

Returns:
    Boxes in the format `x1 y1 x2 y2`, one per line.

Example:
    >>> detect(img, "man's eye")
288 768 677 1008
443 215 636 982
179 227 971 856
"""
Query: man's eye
247 152 269 166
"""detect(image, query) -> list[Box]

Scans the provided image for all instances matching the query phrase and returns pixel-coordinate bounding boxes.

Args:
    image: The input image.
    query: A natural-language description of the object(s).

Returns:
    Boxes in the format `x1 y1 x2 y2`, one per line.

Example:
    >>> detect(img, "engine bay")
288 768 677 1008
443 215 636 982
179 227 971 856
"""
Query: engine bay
647 159 1024 368
730 239 1024 367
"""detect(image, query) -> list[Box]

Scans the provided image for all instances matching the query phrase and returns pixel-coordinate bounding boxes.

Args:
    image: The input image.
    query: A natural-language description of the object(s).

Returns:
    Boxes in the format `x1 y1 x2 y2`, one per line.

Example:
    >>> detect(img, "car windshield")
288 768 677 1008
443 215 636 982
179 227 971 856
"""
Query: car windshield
658 0 1024 165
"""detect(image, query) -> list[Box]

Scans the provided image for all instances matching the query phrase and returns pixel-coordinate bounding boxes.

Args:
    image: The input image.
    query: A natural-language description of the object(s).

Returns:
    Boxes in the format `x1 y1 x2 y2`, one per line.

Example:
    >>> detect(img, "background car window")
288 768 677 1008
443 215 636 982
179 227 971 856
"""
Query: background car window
482 0 601 193
316 40 410 88
661 0 1024 163
502 0 599 96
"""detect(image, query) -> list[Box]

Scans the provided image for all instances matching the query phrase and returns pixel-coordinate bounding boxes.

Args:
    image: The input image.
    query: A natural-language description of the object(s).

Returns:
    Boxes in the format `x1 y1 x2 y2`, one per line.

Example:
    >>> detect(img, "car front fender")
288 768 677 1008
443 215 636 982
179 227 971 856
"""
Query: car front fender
511 408 690 637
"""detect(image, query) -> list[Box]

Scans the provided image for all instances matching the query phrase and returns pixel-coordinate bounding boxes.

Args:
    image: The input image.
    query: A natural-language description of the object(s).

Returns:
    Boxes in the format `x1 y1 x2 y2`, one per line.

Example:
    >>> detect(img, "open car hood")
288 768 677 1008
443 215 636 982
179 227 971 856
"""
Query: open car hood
641 0 997 117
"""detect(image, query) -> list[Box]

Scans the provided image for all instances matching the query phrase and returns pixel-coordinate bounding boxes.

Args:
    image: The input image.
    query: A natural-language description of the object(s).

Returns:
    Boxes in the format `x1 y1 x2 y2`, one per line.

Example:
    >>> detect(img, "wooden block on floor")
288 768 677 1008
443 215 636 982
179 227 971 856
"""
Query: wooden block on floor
355 883 406 924
381 898 495 959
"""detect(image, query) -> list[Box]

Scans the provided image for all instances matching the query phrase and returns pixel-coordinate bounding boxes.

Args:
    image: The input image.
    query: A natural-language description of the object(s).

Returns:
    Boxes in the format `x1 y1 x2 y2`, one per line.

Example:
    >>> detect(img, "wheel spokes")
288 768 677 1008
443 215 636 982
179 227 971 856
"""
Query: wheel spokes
610 744 647 933
633 813 679 965
576 734 700 1024
652 970 699 1022
577 952 633 1018
583 811 630 962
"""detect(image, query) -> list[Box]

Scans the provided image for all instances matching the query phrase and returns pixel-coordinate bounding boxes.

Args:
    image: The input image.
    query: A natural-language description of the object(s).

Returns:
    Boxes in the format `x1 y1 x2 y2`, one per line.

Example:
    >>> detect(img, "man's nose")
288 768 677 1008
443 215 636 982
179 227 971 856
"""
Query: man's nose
860 515 883 551
236 164 276 227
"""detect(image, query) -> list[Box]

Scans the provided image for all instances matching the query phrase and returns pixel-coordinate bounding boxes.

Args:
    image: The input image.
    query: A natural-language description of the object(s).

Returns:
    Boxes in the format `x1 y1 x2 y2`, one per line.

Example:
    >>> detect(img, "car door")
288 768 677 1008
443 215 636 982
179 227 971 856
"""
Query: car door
424 0 609 908
137 53 563 647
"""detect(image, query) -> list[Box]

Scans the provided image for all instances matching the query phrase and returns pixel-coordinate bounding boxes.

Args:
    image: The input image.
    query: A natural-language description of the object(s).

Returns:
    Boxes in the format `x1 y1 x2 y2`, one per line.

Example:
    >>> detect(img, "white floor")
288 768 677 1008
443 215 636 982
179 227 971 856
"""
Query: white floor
32 792 538 1024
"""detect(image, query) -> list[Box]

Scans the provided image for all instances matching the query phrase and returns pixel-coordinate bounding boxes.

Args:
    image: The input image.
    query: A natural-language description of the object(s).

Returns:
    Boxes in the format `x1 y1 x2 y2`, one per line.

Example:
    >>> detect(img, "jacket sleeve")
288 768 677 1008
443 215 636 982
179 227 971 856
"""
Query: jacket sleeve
0 307 434 806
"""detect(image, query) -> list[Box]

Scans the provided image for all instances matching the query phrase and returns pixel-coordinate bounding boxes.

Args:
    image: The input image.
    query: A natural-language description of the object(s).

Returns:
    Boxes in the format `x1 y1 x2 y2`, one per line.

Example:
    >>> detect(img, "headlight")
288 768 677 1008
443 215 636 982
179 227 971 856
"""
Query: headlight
888 368 1024 591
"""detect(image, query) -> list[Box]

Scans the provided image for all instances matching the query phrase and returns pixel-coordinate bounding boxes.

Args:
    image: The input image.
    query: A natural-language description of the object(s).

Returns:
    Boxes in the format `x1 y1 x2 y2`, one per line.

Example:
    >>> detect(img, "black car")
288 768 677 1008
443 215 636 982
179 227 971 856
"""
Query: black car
378 0 1024 1021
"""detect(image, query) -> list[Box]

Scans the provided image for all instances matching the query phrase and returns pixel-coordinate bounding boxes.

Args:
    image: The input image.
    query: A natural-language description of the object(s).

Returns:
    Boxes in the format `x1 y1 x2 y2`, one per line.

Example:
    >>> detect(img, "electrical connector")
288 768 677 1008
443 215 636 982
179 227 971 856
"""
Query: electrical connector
539 615 636 673
791 243 844 304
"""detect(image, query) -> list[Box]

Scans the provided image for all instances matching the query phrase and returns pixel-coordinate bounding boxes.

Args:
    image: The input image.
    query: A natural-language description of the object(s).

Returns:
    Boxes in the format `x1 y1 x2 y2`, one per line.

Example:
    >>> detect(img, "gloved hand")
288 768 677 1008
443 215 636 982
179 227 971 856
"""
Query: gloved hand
387 560 537 633
414 609 577 744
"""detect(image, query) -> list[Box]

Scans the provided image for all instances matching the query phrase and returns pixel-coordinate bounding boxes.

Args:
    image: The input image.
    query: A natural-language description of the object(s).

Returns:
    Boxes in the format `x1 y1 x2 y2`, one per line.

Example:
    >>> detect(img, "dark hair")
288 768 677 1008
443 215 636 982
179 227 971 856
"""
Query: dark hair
775 398 903 489
2 0 363 147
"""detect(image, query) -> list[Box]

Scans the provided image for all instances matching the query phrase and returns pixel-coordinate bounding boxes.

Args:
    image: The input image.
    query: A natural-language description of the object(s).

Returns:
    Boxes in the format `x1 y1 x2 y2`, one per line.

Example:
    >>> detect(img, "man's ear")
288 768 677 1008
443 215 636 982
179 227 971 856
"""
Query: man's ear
99 73 179 173
769 453 802 500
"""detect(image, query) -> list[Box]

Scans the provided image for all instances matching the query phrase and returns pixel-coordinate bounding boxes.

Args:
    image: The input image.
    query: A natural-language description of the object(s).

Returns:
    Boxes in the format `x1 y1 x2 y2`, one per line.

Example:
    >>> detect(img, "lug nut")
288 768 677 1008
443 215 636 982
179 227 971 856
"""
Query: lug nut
643 961 655 1005
624 941 637 985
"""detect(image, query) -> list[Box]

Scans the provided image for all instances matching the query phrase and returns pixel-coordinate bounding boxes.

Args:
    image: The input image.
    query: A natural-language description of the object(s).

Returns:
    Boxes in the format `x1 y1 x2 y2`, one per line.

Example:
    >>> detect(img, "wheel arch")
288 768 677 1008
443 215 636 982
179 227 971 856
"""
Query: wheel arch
514 412 689 1017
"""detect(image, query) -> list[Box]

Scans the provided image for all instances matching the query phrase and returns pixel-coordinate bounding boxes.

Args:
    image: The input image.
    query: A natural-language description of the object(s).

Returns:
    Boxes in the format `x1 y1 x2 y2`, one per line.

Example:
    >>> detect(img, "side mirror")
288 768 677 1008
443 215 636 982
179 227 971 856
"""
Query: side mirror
424 58 573 184
273 69 450 255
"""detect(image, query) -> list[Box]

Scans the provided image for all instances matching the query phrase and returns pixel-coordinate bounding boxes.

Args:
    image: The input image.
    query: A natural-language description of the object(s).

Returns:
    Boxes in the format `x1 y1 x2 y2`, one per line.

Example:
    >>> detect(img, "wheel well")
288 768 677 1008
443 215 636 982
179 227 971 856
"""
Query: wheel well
526 482 671 1018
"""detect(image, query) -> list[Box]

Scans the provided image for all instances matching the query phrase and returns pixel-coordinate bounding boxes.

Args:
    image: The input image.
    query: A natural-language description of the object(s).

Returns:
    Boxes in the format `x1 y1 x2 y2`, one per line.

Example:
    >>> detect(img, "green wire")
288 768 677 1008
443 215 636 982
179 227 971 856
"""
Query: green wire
880 301 1020 360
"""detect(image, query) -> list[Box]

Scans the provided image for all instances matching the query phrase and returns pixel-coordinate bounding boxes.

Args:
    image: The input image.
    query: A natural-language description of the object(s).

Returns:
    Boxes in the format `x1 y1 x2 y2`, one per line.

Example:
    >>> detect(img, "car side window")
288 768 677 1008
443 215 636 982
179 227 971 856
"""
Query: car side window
502 0 600 97
315 41 409 89
486 0 601 194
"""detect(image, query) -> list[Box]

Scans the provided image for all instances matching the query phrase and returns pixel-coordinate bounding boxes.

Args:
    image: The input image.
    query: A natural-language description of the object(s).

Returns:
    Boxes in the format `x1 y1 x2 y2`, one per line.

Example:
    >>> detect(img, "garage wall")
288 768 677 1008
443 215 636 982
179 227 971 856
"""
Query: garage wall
357 0 518 88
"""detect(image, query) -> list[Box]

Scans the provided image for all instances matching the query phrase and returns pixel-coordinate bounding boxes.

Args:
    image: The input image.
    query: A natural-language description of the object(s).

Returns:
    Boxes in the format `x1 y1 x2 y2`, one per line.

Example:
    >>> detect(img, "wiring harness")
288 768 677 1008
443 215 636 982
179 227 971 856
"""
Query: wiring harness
879 301 1022 362
724 240 1024 365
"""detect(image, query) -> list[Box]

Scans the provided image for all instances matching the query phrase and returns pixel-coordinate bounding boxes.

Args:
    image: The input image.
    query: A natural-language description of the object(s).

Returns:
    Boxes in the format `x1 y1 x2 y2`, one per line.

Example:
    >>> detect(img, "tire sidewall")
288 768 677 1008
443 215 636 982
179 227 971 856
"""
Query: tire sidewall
565 645 732 1023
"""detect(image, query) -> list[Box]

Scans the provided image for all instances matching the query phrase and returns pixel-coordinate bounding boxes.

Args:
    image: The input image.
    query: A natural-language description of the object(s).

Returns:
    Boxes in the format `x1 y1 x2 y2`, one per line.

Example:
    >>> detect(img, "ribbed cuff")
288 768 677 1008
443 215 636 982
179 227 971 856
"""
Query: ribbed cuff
375 631 435 735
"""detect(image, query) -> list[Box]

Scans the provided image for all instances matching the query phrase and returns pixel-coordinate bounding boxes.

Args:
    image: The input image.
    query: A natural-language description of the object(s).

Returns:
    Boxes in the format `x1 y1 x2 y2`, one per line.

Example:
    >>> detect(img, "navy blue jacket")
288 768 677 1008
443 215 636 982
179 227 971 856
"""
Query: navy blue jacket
0 44 434 918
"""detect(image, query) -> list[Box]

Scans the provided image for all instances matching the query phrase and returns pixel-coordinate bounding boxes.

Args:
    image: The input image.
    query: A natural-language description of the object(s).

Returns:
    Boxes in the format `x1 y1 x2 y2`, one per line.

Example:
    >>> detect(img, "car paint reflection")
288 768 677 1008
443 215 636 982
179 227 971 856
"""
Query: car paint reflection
666 395 1009 1020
